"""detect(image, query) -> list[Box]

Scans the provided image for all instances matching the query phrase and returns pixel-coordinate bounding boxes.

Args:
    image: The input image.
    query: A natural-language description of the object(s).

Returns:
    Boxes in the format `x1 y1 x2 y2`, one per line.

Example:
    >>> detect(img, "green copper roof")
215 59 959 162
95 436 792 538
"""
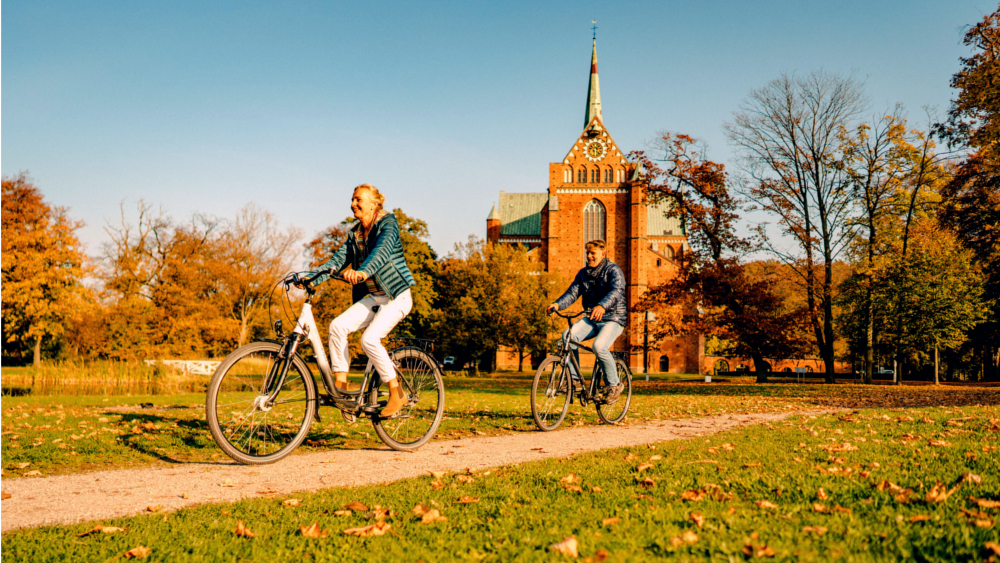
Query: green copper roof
647 198 684 236
498 192 548 236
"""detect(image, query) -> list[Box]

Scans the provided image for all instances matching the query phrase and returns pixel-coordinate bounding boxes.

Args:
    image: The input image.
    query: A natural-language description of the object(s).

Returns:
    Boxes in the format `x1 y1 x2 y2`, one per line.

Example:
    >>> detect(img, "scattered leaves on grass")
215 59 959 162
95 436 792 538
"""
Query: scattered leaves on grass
560 473 580 484
364 506 391 520
456 496 479 504
928 439 951 447
639 477 655 489
342 521 390 537
681 490 704 502
420 509 448 524
909 515 932 522
282 499 301 507
123 545 152 559
669 530 699 547
334 510 352 516
234 521 255 538
601 517 620 526
755 500 778 510
564 485 584 493
77 524 126 537
300 522 329 538
802 526 827 535
637 463 654 472
549 536 579 557
455 475 474 484
690 513 704 527
430 480 444 490
817 488 828 500
344 501 367 511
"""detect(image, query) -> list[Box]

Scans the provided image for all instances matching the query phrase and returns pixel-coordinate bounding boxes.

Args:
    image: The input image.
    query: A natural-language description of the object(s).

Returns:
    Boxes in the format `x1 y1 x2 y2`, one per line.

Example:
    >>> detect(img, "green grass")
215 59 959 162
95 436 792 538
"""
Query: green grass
4 405 999 561
4 375 1000 477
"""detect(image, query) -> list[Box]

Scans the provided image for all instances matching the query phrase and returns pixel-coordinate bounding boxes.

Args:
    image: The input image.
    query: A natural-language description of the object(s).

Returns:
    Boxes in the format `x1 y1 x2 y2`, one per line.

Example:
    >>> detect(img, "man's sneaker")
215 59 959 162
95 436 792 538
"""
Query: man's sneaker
603 383 625 404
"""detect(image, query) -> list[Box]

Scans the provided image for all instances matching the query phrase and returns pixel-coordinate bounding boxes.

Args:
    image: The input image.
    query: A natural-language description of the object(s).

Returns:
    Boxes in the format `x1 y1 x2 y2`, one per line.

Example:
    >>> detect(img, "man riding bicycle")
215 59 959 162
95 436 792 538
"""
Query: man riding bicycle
546 239 626 403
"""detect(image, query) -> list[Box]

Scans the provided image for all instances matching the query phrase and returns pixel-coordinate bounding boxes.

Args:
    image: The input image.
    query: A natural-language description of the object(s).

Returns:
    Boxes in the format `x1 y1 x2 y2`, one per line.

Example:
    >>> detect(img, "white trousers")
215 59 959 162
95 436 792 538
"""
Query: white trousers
329 289 413 383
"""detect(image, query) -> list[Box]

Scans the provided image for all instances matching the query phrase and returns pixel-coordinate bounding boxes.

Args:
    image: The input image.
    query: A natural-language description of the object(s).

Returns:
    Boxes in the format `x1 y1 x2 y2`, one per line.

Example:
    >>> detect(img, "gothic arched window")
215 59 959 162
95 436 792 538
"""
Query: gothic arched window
578 168 586 183
591 168 600 183
564 169 571 183
604 168 612 183
583 199 606 243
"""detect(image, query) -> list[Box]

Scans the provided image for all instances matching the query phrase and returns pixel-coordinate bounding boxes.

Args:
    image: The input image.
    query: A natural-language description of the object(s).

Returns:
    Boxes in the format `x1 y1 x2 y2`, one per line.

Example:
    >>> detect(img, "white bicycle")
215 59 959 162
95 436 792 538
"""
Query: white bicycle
206 270 445 464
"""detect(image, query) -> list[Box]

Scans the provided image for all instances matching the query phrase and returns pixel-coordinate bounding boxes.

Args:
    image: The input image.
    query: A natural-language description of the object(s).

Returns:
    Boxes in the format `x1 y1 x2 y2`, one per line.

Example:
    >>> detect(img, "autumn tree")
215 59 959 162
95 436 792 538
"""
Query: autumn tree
430 238 558 372
1 174 91 366
726 71 868 382
935 7 1000 380
634 135 810 383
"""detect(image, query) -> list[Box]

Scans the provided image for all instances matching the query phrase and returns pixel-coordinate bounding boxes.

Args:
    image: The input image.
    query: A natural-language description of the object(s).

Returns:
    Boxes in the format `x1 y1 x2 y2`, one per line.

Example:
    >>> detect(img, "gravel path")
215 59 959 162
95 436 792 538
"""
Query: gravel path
1 409 837 531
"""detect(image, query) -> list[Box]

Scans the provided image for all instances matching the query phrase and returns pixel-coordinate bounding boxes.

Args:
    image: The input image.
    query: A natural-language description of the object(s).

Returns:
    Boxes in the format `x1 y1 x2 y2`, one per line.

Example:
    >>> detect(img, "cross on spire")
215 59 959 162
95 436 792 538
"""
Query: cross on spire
591 20 598 40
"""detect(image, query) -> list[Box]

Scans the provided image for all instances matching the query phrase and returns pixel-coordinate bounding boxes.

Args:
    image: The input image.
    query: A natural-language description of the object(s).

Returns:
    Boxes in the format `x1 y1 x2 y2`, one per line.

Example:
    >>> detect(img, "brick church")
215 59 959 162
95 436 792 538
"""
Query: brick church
486 39 702 373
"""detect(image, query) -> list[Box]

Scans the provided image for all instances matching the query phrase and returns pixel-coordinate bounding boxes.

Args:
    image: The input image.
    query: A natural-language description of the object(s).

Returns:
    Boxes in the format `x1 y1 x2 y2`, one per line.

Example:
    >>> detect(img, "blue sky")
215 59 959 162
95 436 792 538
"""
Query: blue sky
2 0 992 262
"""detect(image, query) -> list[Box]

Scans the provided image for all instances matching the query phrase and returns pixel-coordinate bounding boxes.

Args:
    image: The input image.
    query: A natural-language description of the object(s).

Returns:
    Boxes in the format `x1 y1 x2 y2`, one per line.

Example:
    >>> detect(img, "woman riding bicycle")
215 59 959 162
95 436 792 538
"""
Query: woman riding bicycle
302 183 415 418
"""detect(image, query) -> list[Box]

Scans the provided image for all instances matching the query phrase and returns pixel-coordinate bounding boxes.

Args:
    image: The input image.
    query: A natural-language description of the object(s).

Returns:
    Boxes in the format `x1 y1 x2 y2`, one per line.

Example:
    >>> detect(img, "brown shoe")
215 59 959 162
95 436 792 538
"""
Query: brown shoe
335 380 361 392
380 378 407 418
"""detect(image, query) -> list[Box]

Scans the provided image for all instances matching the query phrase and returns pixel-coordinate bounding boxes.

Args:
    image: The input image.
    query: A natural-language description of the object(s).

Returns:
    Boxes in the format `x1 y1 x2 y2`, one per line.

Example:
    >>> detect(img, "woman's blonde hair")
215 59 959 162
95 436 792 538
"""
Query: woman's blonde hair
354 183 385 213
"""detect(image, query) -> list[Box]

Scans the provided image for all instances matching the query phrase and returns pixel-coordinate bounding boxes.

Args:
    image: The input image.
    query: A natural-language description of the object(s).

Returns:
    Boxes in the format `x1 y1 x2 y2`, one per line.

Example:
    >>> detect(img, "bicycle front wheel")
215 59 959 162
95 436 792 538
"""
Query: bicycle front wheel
371 348 445 451
531 355 572 431
596 358 632 424
206 341 316 465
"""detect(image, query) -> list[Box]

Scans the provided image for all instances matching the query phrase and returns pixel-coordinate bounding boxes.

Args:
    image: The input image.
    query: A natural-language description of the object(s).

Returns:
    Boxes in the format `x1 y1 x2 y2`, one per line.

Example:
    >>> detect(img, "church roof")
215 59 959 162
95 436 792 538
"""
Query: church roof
583 39 602 129
647 198 685 236
487 204 499 221
498 192 548 236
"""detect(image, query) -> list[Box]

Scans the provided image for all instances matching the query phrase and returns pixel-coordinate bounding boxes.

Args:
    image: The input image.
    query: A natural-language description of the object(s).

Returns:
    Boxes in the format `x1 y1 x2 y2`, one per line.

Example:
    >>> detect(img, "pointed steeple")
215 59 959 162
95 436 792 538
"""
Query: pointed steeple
487 204 499 220
583 38 602 129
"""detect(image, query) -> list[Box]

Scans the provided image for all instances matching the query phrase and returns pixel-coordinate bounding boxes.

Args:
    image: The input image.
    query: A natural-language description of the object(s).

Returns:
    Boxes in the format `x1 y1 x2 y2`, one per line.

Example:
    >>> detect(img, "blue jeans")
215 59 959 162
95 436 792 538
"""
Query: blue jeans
563 319 624 386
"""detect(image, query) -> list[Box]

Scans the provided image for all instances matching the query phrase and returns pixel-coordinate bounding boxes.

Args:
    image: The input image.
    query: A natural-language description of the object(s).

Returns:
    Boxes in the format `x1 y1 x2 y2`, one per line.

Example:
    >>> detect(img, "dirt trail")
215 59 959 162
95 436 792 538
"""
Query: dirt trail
1 409 838 531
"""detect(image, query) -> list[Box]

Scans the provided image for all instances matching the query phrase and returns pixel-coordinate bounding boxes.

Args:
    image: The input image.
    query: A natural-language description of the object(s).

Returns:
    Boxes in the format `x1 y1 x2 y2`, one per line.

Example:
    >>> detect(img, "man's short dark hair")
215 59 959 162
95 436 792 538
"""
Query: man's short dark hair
585 239 606 251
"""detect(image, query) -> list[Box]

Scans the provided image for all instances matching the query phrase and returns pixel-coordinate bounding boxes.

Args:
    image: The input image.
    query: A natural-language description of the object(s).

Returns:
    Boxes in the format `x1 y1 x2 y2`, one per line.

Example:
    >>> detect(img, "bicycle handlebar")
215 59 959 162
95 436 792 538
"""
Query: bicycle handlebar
283 269 346 294
550 309 592 320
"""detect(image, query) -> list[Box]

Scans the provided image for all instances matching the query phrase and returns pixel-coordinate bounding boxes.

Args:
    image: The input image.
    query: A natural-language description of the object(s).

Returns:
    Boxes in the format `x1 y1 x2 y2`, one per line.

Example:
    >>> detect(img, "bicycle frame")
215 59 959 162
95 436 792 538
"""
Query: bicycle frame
555 313 606 405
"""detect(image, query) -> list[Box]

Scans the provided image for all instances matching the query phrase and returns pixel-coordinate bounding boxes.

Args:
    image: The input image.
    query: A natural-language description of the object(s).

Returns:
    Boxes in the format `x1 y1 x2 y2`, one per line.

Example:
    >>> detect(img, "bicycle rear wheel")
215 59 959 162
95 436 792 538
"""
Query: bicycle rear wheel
371 348 445 451
531 355 572 431
206 341 316 465
596 358 632 424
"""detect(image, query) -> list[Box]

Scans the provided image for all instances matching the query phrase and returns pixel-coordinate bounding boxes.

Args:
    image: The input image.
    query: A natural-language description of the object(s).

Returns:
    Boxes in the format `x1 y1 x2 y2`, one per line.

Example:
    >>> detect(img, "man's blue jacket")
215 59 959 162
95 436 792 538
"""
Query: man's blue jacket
554 257 627 327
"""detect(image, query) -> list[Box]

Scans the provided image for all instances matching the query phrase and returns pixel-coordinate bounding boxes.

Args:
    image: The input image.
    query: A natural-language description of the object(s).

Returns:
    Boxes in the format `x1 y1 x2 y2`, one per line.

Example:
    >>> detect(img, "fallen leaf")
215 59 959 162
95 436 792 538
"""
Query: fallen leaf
908 515 931 522
624 454 637 462
564 485 584 493
591 487 602 493
637 463 654 472
342 521 391 537
560 473 580 484
344 501 368 511
971 497 1000 509
812 503 828 513
926 482 961 503
234 521 255 538
300 522 329 538
650 455 662 461
455 475 474 484
420 509 448 524
755 500 778 509
928 439 951 447
721 443 734 451
430 480 444 490
145 505 164 513
690 512 704 527
123 546 152 559
640 477 655 489
817 488 828 500
962 473 983 485
549 536 579 557
16 462 31 469
282 499 301 507
77 524 126 537
601 517 620 526
833 505 853 514
23 470 42 477
334 510 352 516
428 470 446 479
221 480 236 487
412 504 431 516
743 462 762 468
364 506 390 520
802 526 828 535
455 496 479 504
1 491 10 500
681 490 704 502
986 541 1000 556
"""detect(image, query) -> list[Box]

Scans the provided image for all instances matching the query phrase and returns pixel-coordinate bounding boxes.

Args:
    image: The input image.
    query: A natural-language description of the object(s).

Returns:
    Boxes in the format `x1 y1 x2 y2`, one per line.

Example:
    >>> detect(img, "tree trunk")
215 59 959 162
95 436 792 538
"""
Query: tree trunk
33 335 42 368
751 351 768 383
517 346 524 372
934 345 939 385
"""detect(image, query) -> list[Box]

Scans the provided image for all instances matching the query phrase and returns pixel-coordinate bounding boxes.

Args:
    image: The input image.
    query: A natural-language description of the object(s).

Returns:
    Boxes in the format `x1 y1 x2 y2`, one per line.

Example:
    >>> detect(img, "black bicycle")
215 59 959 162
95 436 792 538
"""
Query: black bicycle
206 270 445 464
530 310 633 431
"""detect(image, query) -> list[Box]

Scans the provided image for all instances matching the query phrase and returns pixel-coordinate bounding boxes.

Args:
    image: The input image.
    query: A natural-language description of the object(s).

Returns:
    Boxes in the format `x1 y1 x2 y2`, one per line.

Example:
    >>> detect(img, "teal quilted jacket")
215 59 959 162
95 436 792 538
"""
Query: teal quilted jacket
308 213 416 301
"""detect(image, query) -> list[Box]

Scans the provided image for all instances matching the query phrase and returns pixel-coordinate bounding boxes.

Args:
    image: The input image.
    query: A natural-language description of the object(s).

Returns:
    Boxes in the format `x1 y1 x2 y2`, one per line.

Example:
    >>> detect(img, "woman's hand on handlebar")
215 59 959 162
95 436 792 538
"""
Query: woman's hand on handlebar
546 303 559 315
342 269 369 285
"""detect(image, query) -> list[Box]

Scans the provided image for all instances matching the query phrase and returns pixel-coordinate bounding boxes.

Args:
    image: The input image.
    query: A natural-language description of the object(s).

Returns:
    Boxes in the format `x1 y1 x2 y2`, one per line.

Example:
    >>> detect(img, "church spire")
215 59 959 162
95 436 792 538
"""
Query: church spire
583 36 602 129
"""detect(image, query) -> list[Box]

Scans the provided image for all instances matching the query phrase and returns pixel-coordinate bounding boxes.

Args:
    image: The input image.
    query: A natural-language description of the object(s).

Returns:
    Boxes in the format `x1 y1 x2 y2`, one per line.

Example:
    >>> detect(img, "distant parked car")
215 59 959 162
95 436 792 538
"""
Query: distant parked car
442 356 456 371
877 366 894 376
